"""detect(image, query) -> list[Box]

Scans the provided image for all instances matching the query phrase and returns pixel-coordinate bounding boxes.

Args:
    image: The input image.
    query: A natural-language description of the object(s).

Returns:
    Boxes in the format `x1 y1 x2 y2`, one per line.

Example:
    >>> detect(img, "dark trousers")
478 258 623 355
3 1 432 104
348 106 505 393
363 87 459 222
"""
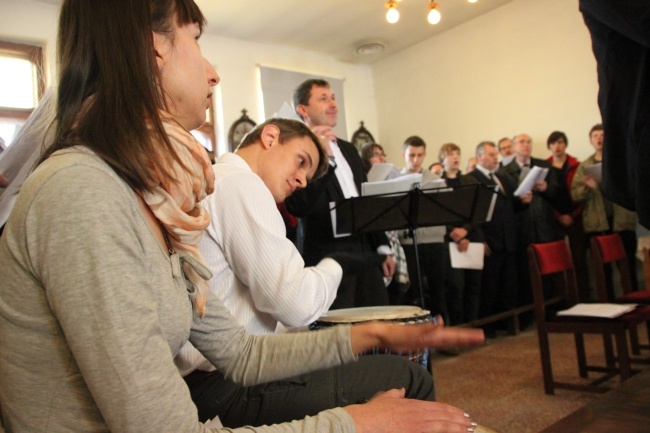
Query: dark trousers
480 250 517 320
403 243 448 321
186 355 435 427
446 267 481 325
331 266 389 309
556 219 590 301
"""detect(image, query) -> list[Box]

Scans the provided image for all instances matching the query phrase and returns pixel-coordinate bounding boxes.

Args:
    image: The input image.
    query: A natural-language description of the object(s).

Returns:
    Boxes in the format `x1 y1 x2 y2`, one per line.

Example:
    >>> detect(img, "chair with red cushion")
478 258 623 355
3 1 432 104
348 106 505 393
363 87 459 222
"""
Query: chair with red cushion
528 240 632 395
591 233 650 355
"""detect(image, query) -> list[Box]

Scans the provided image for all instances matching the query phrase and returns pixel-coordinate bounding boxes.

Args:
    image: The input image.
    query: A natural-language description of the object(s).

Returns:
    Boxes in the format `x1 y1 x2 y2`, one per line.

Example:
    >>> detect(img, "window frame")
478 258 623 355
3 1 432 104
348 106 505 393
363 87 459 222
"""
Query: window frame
0 40 45 121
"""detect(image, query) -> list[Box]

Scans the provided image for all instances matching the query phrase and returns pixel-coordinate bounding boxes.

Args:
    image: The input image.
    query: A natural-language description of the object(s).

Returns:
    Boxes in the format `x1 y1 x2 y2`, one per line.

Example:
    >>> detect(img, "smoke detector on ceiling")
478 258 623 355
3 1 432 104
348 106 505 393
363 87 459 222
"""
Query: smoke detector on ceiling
354 41 387 56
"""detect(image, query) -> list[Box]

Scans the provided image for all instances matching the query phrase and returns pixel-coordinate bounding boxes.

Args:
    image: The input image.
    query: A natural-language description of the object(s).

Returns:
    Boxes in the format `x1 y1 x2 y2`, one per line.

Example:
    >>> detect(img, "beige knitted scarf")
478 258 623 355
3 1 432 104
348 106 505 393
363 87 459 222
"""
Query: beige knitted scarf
141 112 215 318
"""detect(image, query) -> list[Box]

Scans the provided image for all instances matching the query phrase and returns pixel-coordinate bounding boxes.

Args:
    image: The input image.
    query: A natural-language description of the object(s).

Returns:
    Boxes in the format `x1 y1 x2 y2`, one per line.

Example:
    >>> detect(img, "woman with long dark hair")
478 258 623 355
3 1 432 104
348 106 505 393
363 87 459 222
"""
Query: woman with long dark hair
0 2 483 432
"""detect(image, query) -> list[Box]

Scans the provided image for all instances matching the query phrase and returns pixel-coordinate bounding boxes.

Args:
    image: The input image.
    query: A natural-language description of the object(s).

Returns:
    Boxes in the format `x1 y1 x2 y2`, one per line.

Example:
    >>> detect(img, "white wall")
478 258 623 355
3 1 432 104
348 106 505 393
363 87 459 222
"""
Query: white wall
372 0 600 168
1 0 601 165
0 0 377 155
198 35 376 153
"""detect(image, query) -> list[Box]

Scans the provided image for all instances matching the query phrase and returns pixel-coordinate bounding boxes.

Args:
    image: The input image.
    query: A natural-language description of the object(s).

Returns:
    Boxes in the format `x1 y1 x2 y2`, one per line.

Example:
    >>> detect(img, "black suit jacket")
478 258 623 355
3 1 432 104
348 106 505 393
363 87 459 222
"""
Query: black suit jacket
468 169 517 253
498 157 559 245
580 0 650 228
441 173 484 243
285 138 388 266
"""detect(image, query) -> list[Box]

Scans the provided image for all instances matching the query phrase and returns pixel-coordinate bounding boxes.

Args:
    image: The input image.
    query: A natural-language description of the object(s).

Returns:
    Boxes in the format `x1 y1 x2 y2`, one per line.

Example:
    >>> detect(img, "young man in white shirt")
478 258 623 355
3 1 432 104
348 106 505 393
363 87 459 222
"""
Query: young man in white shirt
176 118 436 427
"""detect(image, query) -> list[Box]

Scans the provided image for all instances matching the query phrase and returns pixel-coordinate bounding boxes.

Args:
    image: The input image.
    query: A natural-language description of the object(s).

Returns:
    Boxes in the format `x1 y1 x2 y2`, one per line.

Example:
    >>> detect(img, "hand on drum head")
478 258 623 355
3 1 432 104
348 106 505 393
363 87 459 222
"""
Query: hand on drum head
349 318 485 355
345 388 478 433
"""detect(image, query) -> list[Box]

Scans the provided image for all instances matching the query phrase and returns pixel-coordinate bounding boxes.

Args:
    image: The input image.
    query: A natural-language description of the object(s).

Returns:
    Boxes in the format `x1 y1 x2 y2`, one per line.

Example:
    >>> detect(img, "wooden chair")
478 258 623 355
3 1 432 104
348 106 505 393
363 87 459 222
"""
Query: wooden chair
528 240 632 395
590 233 650 355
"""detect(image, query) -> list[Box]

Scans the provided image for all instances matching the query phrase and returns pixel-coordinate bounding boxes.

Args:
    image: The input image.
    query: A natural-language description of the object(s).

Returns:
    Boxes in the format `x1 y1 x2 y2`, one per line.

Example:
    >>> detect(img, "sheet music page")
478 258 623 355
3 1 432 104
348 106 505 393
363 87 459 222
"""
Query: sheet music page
367 163 401 182
449 242 485 270
273 101 302 120
514 166 546 197
583 162 602 183
557 303 637 318
361 173 422 196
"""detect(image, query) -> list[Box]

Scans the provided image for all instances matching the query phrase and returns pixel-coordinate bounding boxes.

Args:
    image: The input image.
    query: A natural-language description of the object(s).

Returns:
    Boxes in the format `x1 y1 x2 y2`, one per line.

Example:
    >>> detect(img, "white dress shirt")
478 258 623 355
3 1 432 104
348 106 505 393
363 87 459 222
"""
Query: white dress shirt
330 140 358 198
175 153 342 375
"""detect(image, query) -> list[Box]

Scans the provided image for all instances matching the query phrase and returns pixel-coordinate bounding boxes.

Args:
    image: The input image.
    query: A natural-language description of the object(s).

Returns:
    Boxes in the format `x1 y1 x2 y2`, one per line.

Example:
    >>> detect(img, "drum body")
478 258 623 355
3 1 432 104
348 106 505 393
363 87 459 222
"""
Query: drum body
310 306 433 369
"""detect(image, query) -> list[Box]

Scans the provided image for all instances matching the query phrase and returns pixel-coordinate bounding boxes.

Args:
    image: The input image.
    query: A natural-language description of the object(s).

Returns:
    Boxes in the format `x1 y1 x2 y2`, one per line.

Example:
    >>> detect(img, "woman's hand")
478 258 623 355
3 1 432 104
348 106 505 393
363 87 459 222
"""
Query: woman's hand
349 318 485 355
345 388 478 433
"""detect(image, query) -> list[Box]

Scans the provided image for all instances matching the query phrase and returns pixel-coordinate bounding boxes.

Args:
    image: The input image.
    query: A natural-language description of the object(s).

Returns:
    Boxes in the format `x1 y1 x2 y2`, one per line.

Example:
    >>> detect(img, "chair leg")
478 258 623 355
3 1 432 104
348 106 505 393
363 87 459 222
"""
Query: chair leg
602 333 616 369
629 325 641 355
574 333 587 378
537 330 555 395
614 330 631 382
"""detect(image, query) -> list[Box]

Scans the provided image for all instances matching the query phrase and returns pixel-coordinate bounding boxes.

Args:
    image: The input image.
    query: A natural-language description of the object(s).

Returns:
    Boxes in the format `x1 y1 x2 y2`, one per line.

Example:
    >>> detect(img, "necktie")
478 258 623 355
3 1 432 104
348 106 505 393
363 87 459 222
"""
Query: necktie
489 172 504 193
519 163 531 182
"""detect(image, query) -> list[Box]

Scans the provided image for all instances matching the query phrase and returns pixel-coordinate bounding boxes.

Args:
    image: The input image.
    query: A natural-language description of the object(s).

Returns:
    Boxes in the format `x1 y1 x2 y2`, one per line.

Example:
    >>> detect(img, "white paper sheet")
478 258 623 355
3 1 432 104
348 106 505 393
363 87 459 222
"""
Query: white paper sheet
361 173 422 196
367 163 401 182
583 162 602 183
514 166 549 197
556 303 637 318
449 242 485 270
273 101 303 121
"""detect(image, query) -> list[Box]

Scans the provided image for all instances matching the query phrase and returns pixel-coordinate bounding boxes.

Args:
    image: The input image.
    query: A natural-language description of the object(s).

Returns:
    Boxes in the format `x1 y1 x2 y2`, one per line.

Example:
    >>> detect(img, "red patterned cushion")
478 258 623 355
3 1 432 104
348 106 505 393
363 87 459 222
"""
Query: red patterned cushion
595 234 627 264
531 241 573 275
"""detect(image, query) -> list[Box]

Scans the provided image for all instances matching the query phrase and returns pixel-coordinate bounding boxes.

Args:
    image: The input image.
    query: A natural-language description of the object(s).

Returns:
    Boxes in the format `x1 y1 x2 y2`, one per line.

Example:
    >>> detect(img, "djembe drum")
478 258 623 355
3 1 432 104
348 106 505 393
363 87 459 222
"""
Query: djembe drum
310 305 434 370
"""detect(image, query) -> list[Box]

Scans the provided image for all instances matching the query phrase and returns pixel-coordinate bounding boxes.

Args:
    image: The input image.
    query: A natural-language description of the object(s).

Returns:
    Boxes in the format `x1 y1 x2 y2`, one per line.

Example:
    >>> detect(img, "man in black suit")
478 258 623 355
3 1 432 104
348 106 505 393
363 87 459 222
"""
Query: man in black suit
499 133 559 319
284 79 395 308
469 141 520 336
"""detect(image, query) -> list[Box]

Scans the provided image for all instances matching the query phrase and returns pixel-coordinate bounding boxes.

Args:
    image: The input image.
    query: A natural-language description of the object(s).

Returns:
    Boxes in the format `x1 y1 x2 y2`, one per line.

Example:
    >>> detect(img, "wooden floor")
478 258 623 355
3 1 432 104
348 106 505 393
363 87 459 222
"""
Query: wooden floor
540 369 650 433
430 325 650 433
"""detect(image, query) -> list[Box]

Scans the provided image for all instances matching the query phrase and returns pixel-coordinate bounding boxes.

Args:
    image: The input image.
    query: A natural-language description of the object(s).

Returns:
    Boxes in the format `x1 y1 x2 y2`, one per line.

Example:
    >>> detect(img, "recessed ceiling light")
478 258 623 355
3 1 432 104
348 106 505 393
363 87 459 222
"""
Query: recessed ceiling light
355 42 387 56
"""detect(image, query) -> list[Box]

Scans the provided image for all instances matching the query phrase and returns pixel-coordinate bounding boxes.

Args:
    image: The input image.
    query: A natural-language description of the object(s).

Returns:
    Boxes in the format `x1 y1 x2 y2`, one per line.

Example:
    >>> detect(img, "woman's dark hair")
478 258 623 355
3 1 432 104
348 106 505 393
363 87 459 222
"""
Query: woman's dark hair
546 131 568 148
40 0 206 192
359 142 384 174
238 118 329 180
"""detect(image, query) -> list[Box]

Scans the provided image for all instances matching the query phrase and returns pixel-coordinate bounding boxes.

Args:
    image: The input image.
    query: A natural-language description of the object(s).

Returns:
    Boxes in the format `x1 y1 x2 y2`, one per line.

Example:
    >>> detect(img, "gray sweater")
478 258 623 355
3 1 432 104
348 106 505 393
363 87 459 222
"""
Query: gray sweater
0 147 356 433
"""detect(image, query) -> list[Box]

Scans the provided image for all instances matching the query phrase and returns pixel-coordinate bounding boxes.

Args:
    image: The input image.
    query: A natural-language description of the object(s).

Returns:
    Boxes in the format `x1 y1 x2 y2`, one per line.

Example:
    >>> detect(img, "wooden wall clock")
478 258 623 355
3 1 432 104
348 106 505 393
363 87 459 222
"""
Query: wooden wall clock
228 109 256 151
351 121 376 152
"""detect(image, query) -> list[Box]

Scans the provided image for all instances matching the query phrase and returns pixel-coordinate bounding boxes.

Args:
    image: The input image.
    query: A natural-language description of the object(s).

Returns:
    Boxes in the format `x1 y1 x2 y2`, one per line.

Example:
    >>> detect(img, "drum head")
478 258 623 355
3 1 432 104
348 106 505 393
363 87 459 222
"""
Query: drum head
317 305 430 323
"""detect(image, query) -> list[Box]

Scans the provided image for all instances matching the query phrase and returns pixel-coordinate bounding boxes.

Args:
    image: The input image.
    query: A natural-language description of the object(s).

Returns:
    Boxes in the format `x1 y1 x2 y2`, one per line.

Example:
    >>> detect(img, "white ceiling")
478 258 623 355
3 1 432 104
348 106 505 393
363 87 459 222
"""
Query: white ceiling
36 0 514 63
195 0 514 63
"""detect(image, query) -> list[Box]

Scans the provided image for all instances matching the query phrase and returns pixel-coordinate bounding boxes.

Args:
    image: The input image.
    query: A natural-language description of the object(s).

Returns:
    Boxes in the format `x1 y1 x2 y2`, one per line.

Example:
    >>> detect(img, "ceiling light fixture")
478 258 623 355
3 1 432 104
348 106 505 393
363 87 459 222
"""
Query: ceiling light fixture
427 1 441 25
385 0 400 24
382 1 477 26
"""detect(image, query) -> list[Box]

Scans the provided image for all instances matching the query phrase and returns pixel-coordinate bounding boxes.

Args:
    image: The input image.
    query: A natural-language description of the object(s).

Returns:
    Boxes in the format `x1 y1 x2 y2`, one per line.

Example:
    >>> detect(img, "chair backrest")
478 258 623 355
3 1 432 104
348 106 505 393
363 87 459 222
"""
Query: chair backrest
590 233 633 299
528 240 579 324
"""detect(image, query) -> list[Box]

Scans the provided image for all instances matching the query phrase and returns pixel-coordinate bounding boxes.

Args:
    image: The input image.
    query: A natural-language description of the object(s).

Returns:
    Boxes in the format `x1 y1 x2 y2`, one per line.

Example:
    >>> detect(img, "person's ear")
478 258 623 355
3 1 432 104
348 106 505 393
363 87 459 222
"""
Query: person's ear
296 104 309 121
260 125 280 149
152 32 168 72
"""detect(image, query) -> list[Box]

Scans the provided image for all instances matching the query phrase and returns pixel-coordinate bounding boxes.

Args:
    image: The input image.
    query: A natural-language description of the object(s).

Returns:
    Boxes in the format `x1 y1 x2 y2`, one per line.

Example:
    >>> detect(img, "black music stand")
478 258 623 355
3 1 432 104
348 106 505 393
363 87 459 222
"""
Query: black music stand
331 183 497 309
